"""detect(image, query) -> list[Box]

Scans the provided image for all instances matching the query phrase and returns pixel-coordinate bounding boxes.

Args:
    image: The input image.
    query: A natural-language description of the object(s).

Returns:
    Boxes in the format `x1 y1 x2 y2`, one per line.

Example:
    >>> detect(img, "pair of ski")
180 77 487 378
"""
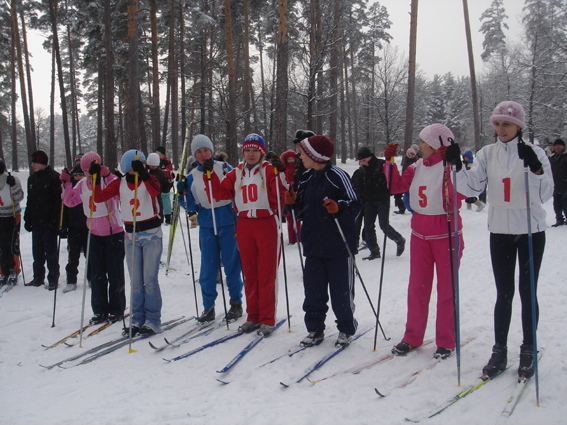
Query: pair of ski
405 348 544 422
279 328 372 388
148 317 224 351
63 313 131 347
40 316 191 370
163 318 287 379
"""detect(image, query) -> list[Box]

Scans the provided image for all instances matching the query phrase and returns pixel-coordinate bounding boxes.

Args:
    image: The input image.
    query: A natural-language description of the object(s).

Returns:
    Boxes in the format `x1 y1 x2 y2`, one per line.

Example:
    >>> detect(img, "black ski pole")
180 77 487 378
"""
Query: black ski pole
274 167 292 331
290 208 305 273
52 176 66 327
373 156 395 351
329 206 389 341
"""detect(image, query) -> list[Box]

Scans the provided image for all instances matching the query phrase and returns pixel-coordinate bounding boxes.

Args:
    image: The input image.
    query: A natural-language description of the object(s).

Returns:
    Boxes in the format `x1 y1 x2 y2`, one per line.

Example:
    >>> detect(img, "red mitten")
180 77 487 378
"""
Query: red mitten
323 199 339 214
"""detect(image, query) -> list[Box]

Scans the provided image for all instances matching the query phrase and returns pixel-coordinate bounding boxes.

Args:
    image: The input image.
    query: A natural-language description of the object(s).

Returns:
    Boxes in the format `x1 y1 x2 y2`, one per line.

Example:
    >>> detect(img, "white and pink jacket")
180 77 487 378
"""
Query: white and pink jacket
63 170 123 236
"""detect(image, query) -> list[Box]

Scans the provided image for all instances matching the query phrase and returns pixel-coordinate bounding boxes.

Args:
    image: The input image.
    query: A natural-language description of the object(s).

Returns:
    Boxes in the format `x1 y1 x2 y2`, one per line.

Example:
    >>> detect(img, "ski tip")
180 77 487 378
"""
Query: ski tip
280 382 290 388
217 379 231 385
374 388 386 397
148 341 159 350
162 358 171 363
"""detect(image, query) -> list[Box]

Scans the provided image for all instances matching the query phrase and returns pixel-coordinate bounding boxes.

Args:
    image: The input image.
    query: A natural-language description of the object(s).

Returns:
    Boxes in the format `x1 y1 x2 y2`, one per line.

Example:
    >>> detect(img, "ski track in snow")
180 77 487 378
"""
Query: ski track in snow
1 161 566 425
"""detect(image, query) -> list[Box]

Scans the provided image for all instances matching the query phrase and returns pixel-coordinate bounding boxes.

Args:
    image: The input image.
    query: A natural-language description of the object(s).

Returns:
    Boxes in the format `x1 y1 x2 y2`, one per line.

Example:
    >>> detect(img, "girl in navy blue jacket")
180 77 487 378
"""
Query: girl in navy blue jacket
286 135 362 348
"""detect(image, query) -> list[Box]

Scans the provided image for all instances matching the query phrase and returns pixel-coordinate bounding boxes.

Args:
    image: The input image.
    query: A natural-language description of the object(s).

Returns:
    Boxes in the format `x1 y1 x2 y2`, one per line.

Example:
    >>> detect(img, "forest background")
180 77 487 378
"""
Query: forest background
1 0 566 171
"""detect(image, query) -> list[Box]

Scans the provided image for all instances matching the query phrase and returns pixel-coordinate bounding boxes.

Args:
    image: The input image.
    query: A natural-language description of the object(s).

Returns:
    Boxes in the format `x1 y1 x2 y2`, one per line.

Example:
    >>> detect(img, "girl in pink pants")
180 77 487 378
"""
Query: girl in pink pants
384 123 467 359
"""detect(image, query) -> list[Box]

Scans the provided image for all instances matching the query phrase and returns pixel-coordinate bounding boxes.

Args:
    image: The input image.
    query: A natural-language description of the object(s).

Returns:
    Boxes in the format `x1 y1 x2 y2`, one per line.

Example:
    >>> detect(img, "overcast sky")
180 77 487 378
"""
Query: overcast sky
26 0 526 114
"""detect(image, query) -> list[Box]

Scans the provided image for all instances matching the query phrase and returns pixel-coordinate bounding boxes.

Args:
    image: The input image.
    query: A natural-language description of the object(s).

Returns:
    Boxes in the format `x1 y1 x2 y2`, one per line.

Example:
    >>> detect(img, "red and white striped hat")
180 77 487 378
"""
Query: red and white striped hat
299 135 334 164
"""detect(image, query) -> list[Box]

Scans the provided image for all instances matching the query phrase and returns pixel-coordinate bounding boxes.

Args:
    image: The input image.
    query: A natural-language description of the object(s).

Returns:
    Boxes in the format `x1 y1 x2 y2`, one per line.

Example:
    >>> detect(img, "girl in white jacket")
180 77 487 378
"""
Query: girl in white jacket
448 101 553 380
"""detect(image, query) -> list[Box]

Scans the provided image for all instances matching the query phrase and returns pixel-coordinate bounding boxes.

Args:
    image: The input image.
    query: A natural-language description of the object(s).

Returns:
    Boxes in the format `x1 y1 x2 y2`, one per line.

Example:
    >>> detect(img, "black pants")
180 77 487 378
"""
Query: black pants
32 228 59 284
66 227 90 284
394 193 406 213
363 198 403 254
90 232 126 317
552 192 567 223
303 256 357 335
0 217 16 274
490 232 545 347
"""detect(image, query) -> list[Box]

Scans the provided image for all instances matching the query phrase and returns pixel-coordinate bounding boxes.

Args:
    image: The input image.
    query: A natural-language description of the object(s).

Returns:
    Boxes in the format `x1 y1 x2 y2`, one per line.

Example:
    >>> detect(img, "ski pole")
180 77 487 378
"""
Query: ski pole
328 205 388 341
52 178 66 328
184 211 199 317
290 208 304 273
128 153 140 353
78 165 97 347
9 172 25 285
206 170 230 330
521 142 540 406
373 156 394 351
274 167 292 332
441 136 460 386
451 158 461 386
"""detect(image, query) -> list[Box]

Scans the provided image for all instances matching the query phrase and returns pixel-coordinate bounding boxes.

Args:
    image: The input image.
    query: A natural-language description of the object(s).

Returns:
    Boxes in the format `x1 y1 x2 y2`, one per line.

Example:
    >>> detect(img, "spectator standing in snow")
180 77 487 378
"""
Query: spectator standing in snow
62 152 126 323
280 149 302 244
351 146 405 260
286 135 362 348
177 134 244 324
549 138 567 227
0 159 24 286
59 164 91 294
206 133 286 337
156 146 174 225
91 150 163 335
24 151 61 290
387 124 467 360
447 101 553 379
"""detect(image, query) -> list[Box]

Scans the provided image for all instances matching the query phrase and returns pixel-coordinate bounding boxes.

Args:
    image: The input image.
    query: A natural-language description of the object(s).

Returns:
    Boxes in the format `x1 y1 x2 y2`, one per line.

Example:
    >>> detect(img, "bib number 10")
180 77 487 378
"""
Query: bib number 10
241 184 258 203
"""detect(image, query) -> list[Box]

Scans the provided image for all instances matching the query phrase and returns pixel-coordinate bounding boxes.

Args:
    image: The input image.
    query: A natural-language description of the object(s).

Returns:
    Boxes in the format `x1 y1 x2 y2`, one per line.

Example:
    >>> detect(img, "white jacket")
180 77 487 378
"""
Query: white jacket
455 137 553 234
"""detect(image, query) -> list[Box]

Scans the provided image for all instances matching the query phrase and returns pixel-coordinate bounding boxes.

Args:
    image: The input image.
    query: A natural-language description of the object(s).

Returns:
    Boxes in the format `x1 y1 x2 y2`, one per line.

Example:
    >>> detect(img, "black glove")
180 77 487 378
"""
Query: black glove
131 160 149 180
89 161 102 185
444 143 462 171
202 158 214 173
270 155 285 172
6 174 16 187
170 172 175 182
518 141 542 173
24 222 32 232
292 130 315 144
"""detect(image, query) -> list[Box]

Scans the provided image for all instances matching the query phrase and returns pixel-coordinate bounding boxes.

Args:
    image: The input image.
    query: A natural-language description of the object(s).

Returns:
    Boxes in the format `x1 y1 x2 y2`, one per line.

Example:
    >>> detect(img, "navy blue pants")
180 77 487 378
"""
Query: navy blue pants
303 256 357 336
90 232 126 317
32 228 59 284
490 232 545 347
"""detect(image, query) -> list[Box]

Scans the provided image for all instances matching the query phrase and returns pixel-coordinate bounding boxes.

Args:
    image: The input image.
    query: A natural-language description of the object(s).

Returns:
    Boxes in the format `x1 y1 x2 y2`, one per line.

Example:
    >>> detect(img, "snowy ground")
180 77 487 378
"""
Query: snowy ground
1 160 566 425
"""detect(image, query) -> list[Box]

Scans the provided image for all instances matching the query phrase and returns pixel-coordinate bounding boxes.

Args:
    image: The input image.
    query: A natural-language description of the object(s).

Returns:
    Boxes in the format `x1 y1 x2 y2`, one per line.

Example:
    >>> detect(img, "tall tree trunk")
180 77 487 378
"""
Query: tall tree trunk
50 47 55 164
224 0 238 160
339 52 346 163
48 0 72 167
329 0 341 159
207 0 215 138
462 0 480 152
10 31 18 171
179 1 187 153
19 8 37 151
314 0 323 134
126 0 140 150
243 0 251 135
404 0 418 151
350 50 359 157
66 23 78 159
274 0 289 152
170 0 179 165
97 57 104 156
149 0 160 150
104 0 116 166
307 0 318 131
344 45 352 159
11 0 35 160
259 44 268 138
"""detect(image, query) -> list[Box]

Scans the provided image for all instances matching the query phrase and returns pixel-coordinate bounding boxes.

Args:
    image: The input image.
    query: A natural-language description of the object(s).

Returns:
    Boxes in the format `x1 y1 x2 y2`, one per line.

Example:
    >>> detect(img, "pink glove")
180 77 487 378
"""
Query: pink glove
60 169 71 183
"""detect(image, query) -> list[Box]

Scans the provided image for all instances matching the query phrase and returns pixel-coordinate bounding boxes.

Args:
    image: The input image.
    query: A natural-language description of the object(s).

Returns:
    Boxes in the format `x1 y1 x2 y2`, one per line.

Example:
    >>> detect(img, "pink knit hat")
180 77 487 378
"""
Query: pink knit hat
80 151 101 171
490 101 526 129
419 124 455 150
299 135 334 164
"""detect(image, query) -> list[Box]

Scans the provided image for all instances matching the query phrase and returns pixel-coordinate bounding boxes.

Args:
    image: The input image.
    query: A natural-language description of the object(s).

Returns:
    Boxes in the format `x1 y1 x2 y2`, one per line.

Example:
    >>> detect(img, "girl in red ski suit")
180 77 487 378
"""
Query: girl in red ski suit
280 149 301 244
386 124 467 357
207 134 287 333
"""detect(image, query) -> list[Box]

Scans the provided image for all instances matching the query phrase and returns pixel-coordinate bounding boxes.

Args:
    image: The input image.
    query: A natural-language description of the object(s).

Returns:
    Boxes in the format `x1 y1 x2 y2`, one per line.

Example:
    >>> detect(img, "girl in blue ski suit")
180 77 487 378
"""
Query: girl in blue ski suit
177 135 243 323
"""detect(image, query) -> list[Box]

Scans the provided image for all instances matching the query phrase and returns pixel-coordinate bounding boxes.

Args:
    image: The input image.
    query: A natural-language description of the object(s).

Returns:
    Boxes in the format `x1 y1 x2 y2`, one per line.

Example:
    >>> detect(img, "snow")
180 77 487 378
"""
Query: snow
2 161 566 425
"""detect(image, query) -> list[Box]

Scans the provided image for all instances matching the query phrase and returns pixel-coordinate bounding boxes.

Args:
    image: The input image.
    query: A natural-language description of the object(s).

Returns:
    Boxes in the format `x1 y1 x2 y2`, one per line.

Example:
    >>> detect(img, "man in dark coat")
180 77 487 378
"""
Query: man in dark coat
24 151 62 290
351 146 405 260
550 138 567 227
